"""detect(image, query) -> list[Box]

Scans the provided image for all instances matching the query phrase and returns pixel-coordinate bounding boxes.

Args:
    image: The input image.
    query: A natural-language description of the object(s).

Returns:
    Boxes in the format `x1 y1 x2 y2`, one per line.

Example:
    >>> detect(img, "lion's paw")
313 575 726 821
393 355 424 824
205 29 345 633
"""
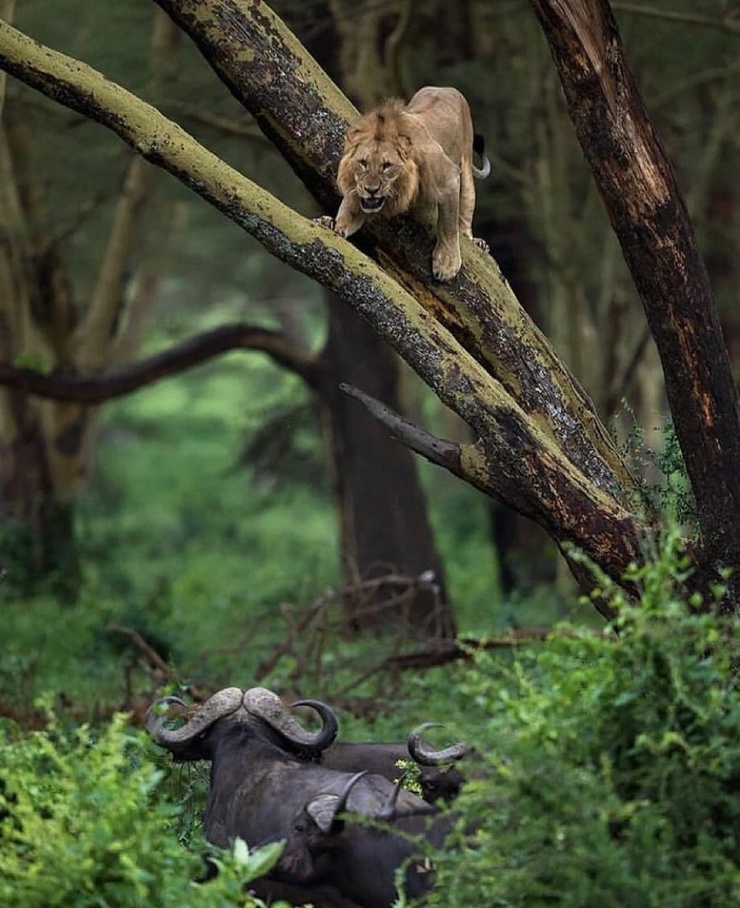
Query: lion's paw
432 246 462 282
314 215 338 231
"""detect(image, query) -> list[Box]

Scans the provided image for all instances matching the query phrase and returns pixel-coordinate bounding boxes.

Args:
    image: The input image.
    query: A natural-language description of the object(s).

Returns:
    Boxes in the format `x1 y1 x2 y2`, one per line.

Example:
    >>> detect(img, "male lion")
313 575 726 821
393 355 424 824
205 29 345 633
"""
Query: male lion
319 86 490 281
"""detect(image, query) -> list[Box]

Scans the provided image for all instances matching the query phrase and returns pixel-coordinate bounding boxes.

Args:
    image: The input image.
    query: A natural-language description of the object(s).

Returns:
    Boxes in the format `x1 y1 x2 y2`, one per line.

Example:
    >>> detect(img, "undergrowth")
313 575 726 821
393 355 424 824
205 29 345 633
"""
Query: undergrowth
0 709 285 907
432 528 740 907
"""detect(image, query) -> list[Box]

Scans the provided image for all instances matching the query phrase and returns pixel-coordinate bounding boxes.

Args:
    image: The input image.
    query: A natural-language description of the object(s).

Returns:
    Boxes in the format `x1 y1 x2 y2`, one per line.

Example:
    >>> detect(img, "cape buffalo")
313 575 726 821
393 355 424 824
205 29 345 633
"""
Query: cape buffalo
273 769 452 908
147 687 459 907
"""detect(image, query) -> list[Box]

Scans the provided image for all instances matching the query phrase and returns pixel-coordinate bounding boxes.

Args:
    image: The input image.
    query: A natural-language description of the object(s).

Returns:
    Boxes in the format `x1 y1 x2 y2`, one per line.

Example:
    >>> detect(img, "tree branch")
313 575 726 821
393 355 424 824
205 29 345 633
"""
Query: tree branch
150 0 637 504
340 383 463 475
0 12 647 586
0 324 321 403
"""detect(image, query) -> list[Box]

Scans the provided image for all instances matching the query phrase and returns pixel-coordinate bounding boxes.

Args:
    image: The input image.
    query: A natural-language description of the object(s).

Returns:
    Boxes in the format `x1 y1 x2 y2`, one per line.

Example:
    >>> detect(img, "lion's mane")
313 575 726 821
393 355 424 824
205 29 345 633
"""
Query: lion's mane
336 100 420 217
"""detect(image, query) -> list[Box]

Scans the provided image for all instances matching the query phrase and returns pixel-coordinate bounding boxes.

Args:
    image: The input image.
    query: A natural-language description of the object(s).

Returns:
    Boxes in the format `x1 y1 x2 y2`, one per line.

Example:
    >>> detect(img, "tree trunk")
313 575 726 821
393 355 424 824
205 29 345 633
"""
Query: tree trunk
316 2 453 635
528 0 740 576
319 296 454 637
0 10 175 595
1 1 738 615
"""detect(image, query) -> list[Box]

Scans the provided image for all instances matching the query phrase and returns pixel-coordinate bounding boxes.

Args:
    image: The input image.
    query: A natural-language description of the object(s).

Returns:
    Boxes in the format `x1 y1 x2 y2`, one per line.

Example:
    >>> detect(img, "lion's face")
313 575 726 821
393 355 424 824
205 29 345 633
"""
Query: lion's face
337 135 419 218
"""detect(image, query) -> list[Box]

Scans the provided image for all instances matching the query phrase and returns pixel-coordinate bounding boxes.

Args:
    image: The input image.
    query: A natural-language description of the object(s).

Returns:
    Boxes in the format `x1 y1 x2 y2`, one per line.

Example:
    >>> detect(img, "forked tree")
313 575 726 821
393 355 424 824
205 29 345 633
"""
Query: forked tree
0 0 739 618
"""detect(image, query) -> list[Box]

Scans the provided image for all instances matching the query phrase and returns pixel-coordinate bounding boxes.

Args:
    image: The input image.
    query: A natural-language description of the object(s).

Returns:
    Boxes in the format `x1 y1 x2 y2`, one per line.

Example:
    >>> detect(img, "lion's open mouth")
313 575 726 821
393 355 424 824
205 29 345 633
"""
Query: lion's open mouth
360 197 386 213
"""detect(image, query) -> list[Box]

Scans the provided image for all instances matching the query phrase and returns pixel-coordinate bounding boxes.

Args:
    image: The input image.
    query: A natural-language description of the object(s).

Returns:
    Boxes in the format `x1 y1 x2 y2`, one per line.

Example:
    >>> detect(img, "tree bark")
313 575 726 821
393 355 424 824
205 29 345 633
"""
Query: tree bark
0 0 734 614
0 7 649 611
319 297 454 638
528 0 740 572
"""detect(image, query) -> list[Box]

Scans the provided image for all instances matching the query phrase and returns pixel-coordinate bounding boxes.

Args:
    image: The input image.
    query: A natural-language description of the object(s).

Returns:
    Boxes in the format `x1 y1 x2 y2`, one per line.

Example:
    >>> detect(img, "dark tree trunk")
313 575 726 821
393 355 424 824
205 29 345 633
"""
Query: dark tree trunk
481 213 558 595
319 297 455 638
528 0 740 577
301 2 454 636
1 398 81 601
3 2 739 617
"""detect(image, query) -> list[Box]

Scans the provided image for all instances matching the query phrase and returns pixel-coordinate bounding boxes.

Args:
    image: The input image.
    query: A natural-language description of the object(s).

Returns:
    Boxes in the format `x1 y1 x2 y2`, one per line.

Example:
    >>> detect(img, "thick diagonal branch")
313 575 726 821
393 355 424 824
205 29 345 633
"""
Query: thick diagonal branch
151 0 637 507
0 17 646 584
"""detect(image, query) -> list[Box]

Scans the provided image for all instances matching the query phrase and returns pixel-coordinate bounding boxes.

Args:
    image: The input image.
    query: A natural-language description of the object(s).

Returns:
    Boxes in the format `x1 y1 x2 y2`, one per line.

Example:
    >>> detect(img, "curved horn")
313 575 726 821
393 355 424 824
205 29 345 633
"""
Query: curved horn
331 770 368 833
146 687 244 750
244 688 338 752
408 722 468 765
376 773 406 822
305 771 368 835
144 695 188 736
290 698 339 746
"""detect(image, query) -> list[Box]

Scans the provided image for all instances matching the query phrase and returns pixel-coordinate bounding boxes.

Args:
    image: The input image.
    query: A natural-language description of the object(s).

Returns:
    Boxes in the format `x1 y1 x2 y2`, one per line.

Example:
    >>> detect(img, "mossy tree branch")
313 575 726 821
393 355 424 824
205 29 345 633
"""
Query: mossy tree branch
0 11 647 593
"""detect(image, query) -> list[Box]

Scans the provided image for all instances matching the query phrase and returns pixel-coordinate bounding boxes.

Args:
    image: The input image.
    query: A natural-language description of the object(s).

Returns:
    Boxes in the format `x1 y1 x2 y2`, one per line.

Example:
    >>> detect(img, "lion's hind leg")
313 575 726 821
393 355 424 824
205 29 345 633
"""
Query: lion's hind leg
432 177 463 281
459 165 477 240
459 165 491 255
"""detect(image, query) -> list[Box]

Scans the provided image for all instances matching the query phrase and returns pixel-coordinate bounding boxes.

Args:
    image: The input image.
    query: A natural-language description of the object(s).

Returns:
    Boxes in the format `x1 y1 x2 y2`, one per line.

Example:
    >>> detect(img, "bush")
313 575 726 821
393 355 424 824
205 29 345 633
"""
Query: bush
433 530 740 907
0 711 286 908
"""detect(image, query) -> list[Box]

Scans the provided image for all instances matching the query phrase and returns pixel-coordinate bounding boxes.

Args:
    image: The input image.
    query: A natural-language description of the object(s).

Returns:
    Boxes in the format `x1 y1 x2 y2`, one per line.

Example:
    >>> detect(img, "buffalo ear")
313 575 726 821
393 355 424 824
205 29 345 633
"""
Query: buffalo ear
306 794 341 834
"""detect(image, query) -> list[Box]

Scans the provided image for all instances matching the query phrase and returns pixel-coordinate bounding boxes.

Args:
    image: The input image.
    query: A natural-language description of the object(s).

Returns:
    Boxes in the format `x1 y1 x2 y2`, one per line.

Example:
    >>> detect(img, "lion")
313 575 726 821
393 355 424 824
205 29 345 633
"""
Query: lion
318 86 490 281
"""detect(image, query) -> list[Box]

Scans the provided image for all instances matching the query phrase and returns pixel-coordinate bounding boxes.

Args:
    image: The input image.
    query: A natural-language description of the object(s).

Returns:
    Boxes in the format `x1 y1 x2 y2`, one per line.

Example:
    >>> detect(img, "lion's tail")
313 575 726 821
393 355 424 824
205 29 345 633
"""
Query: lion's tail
472 133 491 179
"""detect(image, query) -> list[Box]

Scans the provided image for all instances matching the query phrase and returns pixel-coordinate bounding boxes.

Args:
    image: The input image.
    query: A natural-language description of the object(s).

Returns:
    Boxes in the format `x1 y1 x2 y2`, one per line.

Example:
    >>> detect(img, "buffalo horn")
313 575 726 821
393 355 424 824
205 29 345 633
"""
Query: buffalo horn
146 687 244 749
376 773 406 821
408 722 468 765
290 698 339 746
244 688 338 752
307 770 368 834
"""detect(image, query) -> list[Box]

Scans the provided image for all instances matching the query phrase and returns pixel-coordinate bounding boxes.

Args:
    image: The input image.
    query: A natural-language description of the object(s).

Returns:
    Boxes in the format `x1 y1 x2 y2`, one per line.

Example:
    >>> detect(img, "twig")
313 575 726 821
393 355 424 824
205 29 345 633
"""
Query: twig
106 623 172 676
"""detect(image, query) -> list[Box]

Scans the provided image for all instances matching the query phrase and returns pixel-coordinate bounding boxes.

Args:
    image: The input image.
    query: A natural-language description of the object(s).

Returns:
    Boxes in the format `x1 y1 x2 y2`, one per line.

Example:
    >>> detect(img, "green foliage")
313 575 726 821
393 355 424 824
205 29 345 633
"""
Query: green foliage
0 710 288 908
652 427 697 529
394 758 423 798
433 530 740 907
616 410 697 533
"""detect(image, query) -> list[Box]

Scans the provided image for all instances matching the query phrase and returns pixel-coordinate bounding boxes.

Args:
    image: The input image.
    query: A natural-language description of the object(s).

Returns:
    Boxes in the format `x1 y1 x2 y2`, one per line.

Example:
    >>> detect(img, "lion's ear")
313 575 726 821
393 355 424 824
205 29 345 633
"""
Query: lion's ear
397 133 413 155
344 125 364 148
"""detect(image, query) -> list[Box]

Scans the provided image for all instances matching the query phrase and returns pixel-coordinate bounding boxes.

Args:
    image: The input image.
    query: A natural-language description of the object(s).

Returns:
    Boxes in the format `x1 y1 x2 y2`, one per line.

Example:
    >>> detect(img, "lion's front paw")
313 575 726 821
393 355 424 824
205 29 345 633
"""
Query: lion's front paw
473 236 491 254
432 245 462 282
315 215 338 231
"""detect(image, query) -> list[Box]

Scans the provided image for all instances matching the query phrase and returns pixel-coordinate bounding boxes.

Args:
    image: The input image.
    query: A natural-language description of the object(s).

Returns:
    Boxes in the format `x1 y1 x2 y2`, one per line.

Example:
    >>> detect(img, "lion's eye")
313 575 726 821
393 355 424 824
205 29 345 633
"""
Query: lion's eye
381 162 393 171
357 159 368 170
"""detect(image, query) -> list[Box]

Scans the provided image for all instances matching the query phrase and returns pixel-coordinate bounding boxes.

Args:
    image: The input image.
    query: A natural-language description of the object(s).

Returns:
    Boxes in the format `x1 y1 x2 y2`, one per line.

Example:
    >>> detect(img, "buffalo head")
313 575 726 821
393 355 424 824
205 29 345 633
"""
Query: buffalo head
274 770 450 908
146 686 338 762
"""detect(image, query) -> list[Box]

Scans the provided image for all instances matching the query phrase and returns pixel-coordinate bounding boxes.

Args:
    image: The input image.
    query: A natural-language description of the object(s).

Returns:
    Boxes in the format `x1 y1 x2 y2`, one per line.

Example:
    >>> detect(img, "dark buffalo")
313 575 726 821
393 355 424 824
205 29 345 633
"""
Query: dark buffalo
273 770 452 908
147 687 454 908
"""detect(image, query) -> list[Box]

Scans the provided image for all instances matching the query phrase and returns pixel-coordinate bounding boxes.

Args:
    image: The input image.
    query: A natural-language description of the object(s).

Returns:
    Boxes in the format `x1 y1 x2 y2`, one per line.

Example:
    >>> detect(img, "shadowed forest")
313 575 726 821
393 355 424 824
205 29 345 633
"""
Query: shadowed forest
1 1 739 906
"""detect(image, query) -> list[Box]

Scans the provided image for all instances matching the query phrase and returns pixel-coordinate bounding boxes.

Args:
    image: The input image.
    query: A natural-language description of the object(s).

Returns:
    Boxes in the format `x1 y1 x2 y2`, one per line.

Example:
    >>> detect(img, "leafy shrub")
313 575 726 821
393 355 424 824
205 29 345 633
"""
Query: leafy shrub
0 711 286 908
433 530 740 907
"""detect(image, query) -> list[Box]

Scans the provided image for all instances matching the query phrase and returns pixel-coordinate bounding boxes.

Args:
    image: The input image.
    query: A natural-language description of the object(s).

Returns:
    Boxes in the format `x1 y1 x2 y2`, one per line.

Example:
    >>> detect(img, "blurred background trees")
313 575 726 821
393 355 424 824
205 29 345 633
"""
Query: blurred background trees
0 0 738 700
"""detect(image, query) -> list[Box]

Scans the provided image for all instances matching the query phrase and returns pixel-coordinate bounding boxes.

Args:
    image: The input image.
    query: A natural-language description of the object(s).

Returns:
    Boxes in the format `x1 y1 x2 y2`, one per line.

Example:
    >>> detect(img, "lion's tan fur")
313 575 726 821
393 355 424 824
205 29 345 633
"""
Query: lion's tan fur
337 99 420 218
325 86 489 281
